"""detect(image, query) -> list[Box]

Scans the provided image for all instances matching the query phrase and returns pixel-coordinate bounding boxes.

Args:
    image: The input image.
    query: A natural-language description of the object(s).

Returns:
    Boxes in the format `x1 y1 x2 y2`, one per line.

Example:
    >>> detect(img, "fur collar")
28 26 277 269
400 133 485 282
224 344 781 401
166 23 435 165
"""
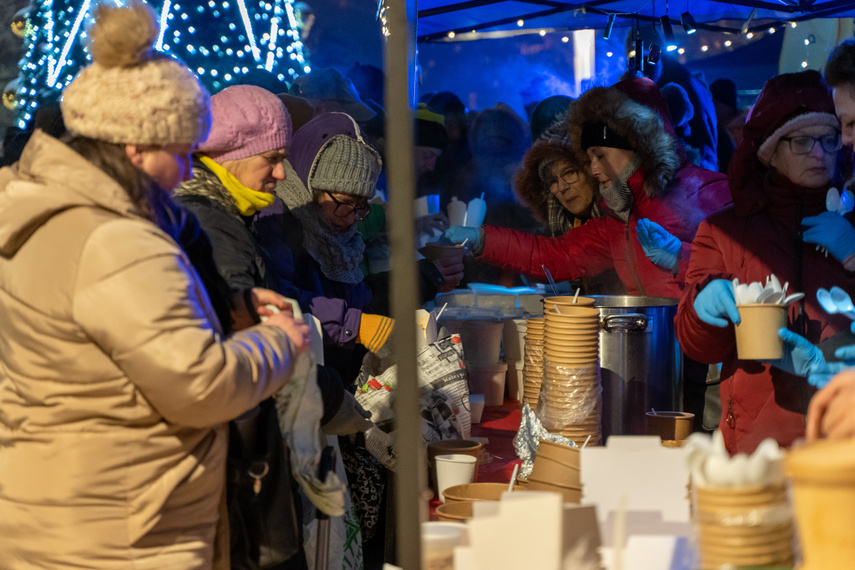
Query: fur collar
567 86 681 199
172 158 243 220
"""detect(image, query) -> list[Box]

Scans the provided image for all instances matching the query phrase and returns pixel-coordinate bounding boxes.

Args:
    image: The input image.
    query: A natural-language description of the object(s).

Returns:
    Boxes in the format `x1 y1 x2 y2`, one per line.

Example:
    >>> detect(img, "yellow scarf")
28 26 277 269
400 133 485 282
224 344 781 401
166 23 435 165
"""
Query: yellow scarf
199 155 276 216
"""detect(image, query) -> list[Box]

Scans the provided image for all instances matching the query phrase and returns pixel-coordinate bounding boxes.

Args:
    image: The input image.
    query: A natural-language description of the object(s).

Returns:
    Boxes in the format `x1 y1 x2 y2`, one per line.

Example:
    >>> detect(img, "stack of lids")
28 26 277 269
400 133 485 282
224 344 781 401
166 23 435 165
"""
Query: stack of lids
522 317 545 407
538 297 602 447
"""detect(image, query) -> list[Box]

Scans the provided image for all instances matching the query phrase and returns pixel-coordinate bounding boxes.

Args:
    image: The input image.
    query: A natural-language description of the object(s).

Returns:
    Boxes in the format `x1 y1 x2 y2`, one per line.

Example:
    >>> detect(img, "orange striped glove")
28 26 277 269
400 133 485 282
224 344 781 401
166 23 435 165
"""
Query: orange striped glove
358 314 395 358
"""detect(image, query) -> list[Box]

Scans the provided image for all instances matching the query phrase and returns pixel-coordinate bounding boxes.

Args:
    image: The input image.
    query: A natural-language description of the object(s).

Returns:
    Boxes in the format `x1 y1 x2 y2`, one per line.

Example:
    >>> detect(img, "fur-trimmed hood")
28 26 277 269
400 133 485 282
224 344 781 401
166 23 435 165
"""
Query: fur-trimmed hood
513 138 595 223
567 77 682 198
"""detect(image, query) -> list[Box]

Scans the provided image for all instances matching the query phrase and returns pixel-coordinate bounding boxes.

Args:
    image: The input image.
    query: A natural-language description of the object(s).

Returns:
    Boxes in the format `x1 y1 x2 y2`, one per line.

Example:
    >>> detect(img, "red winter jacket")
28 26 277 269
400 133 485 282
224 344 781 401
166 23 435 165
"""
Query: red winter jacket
675 175 855 454
479 164 729 296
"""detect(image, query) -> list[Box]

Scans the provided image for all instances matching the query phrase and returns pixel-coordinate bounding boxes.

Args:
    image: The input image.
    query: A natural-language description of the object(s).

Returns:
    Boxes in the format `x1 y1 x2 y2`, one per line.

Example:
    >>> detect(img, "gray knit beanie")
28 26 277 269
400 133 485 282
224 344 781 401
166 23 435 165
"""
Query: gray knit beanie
311 134 381 198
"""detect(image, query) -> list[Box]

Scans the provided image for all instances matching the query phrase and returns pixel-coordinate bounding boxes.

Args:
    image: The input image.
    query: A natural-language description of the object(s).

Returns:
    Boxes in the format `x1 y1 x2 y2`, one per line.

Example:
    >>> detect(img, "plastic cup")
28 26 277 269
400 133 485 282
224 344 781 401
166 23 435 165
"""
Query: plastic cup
734 304 788 359
469 394 485 424
422 521 467 569
435 454 477 503
460 319 504 364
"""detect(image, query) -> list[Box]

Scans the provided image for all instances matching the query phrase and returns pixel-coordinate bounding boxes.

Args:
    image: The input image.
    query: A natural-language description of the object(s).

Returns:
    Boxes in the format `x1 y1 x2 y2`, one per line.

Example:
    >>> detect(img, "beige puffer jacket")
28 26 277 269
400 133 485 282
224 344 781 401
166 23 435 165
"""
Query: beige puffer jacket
0 132 296 569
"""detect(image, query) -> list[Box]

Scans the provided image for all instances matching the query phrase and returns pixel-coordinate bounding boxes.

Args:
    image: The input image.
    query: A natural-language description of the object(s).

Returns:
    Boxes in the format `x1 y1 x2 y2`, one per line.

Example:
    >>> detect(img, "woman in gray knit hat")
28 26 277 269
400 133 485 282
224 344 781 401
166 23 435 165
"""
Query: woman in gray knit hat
0 1 309 568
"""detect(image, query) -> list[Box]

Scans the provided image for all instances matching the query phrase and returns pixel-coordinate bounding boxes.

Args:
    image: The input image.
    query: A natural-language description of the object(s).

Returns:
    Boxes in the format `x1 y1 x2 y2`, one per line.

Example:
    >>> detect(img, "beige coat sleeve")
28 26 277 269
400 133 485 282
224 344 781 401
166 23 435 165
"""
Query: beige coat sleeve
72 218 295 427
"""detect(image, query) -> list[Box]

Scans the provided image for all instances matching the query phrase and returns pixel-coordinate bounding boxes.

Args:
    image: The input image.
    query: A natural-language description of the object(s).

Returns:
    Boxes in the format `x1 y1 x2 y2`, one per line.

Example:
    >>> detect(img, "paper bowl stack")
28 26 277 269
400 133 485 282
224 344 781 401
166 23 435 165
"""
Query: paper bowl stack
522 318 545 407
694 483 794 568
539 300 602 447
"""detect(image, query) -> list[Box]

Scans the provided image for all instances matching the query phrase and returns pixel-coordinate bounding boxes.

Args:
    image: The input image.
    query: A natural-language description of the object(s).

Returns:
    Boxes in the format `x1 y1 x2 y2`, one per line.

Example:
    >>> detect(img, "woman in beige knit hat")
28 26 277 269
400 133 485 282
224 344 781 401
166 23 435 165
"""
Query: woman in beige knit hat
0 2 309 568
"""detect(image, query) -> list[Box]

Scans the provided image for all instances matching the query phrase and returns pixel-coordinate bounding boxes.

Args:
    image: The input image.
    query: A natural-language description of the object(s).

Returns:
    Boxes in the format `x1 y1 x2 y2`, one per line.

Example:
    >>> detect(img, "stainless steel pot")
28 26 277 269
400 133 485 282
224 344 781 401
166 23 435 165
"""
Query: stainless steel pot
591 296 683 439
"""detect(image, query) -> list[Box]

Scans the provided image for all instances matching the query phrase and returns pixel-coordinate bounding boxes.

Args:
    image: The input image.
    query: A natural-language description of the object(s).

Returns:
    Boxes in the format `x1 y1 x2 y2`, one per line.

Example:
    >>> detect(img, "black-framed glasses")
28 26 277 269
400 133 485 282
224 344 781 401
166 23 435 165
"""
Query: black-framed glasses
547 168 581 194
325 191 372 221
779 133 842 155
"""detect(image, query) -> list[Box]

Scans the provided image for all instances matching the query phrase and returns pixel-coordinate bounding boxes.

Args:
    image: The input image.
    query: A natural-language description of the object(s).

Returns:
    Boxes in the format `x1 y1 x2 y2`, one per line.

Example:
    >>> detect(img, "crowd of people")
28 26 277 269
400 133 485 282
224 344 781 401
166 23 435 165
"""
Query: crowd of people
4 1 855 568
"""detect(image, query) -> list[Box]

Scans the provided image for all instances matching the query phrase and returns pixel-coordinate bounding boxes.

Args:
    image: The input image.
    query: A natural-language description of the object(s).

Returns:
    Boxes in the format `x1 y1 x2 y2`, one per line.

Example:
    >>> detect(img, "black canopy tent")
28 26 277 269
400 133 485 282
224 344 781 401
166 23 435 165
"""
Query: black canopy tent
416 0 855 42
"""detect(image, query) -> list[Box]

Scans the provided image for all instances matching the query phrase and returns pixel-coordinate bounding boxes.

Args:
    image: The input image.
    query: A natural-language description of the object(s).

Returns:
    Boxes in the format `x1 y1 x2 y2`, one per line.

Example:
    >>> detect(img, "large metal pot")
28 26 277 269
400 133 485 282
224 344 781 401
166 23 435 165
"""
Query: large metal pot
591 296 682 439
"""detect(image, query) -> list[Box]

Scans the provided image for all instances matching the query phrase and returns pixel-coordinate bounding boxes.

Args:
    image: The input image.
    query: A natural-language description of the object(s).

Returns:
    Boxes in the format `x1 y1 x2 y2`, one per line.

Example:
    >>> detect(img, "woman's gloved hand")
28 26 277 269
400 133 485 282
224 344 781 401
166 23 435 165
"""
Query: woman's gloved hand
636 218 681 271
771 329 827 377
321 391 373 435
442 226 479 247
802 212 855 263
693 279 741 327
358 313 395 359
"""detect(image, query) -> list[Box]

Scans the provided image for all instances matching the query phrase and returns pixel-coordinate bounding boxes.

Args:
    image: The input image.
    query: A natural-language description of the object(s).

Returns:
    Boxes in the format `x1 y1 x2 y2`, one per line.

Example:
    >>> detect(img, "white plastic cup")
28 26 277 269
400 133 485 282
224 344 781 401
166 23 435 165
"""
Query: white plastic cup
469 394 485 424
435 454 477 503
422 521 468 569
414 196 430 217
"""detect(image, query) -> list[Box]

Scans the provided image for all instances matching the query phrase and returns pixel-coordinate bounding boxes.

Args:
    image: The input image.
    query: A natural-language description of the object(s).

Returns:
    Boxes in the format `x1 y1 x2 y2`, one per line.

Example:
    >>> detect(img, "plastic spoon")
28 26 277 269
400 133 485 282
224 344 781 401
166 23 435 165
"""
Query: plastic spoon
769 274 782 293
817 288 839 315
841 190 855 215
830 287 855 320
827 187 842 212
782 292 804 305
541 265 559 296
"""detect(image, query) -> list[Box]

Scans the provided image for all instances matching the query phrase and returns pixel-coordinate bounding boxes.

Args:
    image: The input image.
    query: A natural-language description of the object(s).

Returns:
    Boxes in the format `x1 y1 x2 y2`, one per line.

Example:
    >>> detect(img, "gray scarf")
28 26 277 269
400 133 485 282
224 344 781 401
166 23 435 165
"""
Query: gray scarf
599 154 642 222
275 163 365 284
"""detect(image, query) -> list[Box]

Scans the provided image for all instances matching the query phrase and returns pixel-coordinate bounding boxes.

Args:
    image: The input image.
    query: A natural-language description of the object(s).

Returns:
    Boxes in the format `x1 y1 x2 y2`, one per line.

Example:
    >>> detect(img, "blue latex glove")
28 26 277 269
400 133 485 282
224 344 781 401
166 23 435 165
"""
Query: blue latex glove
442 226 479 247
771 328 827 377
805 344 855 388
802 212 855 262
636 218 681 271
693 279 741 328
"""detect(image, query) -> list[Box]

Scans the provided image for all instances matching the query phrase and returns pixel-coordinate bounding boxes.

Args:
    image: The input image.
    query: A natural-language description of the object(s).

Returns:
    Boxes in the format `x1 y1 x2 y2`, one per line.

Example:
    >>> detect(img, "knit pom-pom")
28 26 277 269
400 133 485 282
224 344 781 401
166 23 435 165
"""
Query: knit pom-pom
87 0 158 68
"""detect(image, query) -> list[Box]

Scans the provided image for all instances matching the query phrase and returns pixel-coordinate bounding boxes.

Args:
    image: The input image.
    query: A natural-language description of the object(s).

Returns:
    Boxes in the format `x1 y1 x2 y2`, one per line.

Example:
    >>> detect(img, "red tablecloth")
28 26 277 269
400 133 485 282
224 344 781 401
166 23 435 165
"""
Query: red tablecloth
429 399 523 517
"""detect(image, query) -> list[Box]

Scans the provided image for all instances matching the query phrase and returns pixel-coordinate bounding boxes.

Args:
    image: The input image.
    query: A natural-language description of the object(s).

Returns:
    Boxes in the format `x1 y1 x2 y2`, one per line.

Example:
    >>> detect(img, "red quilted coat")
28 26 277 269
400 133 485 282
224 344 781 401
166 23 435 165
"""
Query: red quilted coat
480 164 729 296
675 70 855 454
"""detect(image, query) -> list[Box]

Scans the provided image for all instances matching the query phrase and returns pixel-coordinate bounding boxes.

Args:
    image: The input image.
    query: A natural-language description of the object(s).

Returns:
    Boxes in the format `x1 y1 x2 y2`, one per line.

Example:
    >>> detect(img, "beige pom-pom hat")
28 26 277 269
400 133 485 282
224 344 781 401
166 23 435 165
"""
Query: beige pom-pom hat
61 0 211 146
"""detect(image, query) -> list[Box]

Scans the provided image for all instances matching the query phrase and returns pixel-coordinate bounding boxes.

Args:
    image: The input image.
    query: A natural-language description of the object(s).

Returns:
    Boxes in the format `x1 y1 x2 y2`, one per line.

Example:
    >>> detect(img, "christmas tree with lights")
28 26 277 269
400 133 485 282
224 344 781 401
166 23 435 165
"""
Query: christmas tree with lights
7 0 310 129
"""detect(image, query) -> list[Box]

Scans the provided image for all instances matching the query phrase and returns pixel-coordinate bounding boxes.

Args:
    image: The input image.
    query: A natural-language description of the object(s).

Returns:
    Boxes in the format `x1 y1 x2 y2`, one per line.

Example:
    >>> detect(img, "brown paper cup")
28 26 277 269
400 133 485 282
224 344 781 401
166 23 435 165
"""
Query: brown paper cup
734 304 787 360
423 242 465 263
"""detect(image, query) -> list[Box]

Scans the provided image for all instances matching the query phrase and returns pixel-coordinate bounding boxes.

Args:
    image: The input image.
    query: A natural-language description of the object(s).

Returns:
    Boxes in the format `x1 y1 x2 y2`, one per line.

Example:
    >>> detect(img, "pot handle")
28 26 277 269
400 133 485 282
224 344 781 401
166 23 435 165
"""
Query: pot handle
602 313 649 333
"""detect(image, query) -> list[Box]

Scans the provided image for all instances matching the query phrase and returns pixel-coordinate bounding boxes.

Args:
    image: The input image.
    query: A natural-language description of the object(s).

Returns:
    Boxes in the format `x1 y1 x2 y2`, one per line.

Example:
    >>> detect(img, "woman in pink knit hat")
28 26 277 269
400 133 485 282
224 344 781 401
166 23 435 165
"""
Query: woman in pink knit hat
0 2 309 568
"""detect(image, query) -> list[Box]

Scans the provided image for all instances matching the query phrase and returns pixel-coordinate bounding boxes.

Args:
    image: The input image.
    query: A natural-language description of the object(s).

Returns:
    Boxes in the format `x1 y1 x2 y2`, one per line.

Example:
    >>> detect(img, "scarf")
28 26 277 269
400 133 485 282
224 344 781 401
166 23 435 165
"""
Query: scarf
599 154 643 222
275 162 365 284
199 155 276 216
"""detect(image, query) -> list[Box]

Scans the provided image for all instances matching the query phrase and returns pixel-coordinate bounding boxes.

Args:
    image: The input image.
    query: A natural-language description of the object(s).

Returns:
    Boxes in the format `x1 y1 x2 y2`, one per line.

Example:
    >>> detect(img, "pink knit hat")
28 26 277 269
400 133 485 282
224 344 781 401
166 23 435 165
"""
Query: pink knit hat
198 85 291 162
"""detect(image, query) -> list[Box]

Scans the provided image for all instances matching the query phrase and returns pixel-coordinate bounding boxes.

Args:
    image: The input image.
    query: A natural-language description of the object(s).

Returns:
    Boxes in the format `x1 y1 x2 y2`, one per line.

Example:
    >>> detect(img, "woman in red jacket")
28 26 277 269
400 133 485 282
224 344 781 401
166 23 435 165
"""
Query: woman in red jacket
675 70 855 455
442 77 729 298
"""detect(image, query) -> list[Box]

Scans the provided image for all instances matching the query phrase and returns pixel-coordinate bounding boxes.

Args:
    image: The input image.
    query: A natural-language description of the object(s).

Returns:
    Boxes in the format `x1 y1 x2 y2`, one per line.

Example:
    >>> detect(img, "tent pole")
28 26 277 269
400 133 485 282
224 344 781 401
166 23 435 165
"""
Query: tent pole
385 0 424 568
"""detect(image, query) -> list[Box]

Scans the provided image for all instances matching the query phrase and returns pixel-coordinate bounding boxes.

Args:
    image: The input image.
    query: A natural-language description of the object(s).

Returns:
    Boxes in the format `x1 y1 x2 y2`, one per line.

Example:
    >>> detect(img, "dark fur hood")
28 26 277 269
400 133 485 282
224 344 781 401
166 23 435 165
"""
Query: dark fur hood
567 82 682 198
513 139 595 223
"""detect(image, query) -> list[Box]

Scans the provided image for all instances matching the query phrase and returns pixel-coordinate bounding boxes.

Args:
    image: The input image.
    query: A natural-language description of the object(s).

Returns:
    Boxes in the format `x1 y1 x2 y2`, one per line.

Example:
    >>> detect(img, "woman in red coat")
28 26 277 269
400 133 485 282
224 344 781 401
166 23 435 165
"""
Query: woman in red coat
675 70 855 454
442 77 729 297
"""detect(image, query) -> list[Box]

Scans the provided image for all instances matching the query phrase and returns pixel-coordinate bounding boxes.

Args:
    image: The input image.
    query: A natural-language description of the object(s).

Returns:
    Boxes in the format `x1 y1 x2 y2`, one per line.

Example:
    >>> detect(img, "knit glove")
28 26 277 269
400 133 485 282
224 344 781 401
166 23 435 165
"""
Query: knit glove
442 226 480 249
321 391 374 435
693 279 741 328
802 212 855 263
767 329 827 378
358 313 395 359
636 218 681 271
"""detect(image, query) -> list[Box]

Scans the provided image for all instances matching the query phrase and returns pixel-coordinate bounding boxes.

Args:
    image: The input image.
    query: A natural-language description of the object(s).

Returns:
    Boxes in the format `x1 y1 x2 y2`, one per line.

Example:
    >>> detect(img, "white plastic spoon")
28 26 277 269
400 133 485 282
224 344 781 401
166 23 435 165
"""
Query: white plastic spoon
830 287 855 320
827 187 842 212
841 190 855 215
817 288 838 315
782 292 804 305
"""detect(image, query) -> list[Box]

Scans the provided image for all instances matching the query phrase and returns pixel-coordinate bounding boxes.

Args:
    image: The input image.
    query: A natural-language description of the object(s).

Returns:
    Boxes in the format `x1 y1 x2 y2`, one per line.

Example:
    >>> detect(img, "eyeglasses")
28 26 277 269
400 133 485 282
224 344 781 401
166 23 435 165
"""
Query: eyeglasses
547 168 581 194
325 191 372 221
779 133 842 155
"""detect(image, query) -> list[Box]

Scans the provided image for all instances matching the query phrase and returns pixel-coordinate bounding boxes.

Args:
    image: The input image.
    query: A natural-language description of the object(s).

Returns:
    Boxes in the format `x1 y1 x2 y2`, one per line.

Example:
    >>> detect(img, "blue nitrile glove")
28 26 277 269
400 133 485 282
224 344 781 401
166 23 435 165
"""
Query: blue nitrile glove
770 329 827 377
803 212 855 262
805 344 855 388
636 218 681 271
442 226 479 247
693 279 741 327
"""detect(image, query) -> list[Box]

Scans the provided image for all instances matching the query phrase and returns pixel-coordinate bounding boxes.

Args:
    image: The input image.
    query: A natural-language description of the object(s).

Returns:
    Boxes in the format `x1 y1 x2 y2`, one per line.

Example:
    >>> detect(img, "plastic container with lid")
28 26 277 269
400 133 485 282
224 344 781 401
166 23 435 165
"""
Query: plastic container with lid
447 196 468 226
786 438 855 569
